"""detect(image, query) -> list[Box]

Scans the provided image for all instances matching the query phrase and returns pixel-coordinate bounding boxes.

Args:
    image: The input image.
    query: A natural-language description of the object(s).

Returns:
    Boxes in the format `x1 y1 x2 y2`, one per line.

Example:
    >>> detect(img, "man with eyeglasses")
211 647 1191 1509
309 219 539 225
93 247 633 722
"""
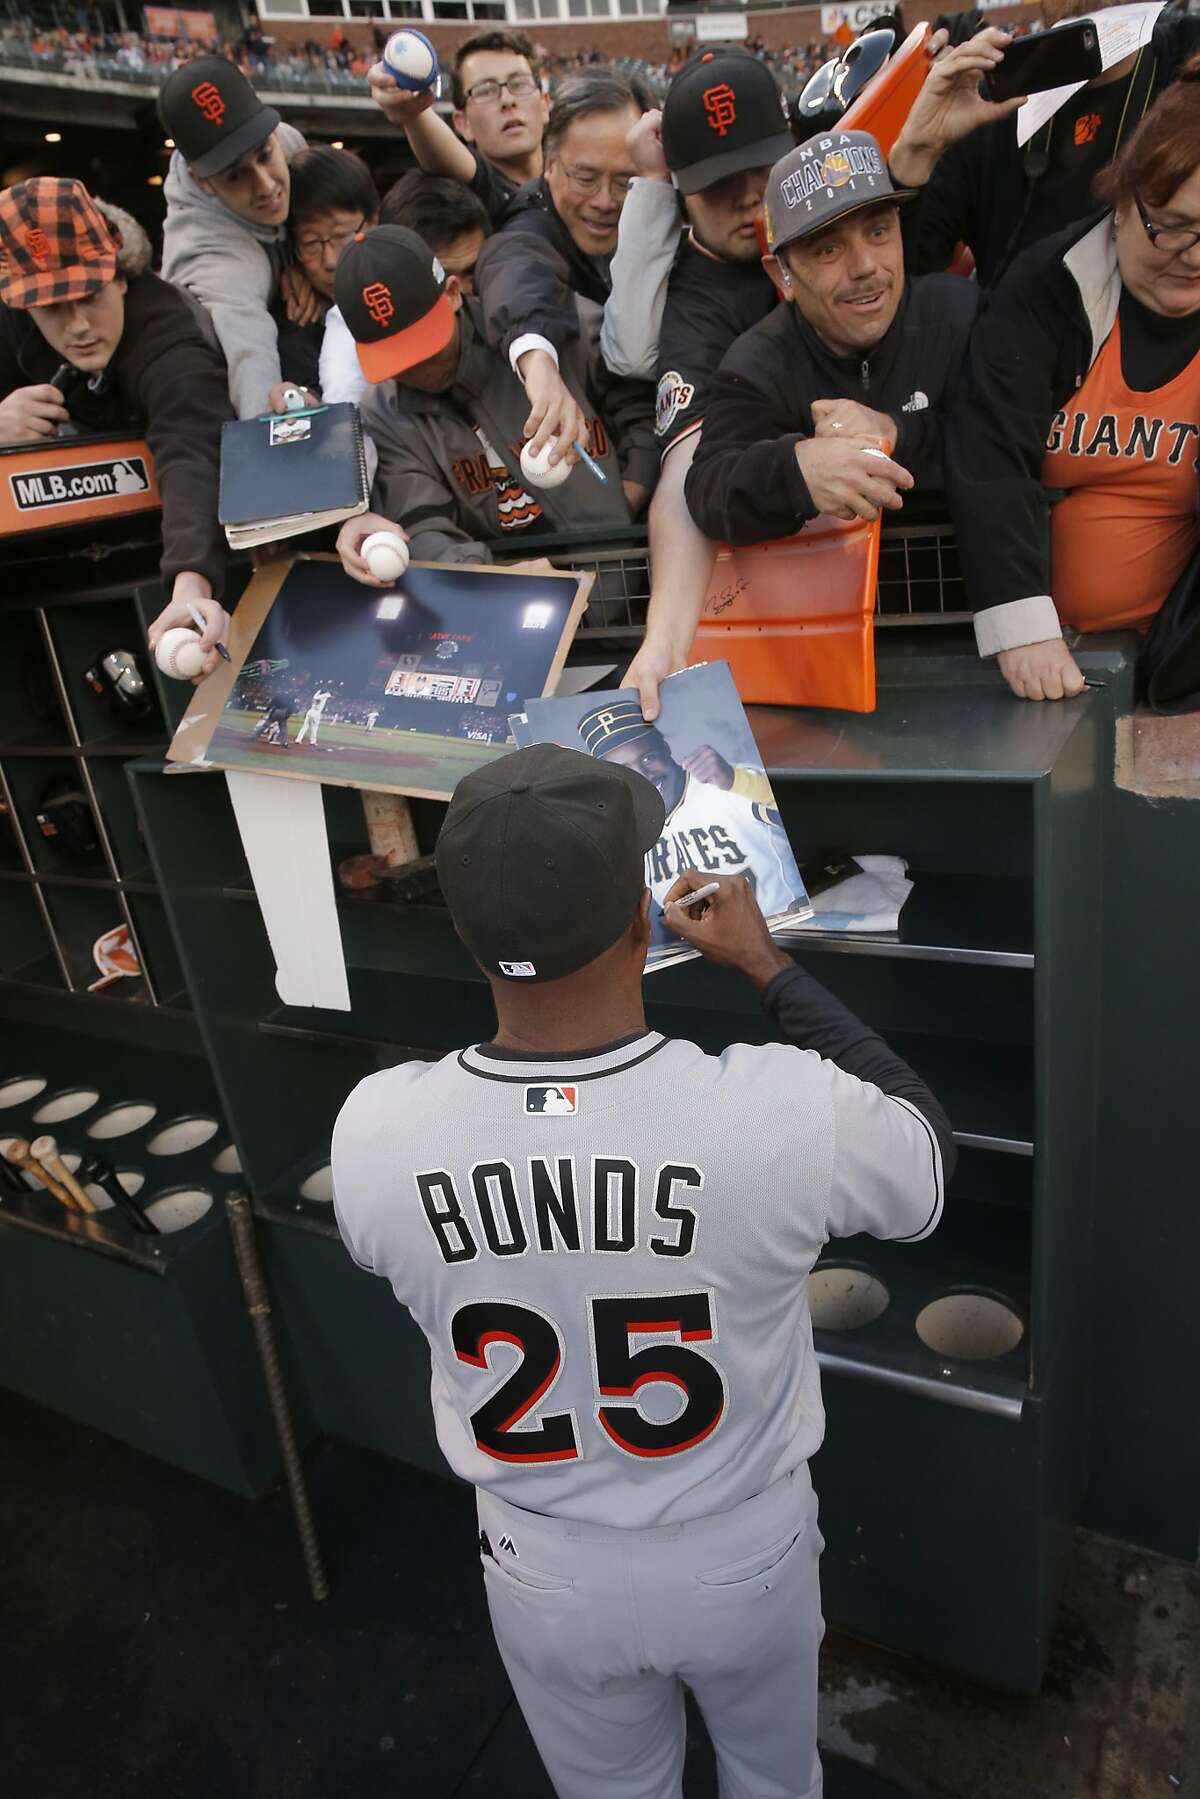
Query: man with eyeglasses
274 146 380 403
368 29 548 224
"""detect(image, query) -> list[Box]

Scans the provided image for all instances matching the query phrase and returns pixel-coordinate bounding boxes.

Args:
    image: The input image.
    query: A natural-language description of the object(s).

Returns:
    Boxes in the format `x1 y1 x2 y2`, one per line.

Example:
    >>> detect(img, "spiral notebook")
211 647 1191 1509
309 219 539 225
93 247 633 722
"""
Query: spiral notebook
218 402 369 548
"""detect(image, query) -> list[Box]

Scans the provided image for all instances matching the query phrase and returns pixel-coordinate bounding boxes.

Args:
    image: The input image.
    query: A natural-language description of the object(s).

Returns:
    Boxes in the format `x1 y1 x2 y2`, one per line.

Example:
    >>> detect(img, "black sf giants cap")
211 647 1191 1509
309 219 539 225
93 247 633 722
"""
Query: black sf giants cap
763 128 916 256
158 56 280 179
335 225 455 383
662 48 794 196
436 744 665 984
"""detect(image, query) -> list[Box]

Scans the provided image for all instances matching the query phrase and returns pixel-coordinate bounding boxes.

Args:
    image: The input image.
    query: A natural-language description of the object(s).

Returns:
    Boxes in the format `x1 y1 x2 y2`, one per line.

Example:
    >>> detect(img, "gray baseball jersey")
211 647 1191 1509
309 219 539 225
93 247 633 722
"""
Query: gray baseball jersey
332 1028 943 1529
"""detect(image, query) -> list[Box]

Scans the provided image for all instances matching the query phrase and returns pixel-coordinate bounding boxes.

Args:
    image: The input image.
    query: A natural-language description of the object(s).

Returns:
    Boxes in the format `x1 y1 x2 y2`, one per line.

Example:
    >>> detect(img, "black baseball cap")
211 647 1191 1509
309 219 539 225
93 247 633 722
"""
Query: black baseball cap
334 225 455 382
158 57 280 179
662 48 794 196
763 129 916 256
436 744 665 984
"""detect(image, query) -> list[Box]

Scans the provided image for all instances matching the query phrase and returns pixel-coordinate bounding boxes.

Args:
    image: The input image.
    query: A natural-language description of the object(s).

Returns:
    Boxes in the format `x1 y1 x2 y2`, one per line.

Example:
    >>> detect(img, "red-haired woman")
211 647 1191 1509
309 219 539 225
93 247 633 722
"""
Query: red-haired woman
947 61 1200 700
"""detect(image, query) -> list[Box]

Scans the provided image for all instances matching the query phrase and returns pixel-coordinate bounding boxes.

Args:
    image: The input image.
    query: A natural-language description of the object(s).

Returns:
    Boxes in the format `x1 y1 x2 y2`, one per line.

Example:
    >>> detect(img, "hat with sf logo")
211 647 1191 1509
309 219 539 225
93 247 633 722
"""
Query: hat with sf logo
335 226 456 383
661 47 793 196
158 57 280 179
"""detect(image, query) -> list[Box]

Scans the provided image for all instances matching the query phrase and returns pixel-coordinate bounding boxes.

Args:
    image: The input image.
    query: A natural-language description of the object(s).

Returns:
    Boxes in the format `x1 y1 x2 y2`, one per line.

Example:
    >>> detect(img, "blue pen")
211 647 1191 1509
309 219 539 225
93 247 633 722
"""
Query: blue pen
572 440 608 484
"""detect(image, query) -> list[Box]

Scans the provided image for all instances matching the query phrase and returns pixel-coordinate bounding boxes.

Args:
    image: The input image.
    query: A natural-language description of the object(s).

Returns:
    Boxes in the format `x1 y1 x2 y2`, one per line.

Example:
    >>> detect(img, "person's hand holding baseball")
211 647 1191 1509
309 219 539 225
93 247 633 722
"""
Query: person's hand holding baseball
795 437 913 522
0 383 70 443
626 107 669 182
517 350 587 466
368 58 437 125
148 576 230 685
337 512 412 586
997 639 1086 701
662 871 794 990
811 398 896 446
681 744 734 790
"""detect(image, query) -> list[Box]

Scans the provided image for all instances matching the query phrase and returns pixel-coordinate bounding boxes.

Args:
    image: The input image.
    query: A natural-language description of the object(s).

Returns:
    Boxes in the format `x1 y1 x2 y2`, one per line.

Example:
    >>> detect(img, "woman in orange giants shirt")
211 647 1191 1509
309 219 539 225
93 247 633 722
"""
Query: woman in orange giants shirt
945 62 1200 700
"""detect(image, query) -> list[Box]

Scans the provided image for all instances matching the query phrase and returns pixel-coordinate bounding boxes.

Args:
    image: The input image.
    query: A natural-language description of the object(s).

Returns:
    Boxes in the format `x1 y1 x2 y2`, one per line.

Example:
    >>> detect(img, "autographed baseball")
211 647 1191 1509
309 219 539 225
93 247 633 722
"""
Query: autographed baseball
520 438 572 490
383 29 439 92
361 530 410 582
155 627 206 681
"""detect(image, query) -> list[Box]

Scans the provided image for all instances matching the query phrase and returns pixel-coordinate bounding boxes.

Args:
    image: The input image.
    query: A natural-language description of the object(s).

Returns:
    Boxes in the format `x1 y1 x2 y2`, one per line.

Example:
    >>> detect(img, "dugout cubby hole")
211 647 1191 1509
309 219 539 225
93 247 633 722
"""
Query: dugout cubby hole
0 879 60 986
41 885 145 1001
0 786 25 870
0 609 71 751
3 755 107 879
86 756 152 882
125 892 186 1008
45 596 165 749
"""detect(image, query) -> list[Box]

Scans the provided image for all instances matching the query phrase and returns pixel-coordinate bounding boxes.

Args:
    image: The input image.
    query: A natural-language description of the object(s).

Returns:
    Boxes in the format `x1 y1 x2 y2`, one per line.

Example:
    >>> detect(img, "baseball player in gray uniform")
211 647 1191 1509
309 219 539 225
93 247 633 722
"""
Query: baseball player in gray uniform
332 743 955 1799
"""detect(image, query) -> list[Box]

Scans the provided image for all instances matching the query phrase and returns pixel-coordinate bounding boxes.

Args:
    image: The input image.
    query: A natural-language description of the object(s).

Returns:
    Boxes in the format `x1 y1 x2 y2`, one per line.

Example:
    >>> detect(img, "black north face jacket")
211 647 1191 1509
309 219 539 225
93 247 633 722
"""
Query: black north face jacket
685 273 978 547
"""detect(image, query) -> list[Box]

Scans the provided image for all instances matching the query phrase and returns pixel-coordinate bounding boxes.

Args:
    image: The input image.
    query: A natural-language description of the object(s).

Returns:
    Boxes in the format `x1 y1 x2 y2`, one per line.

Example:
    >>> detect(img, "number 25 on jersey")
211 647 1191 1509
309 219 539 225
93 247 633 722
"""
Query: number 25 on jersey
451 1290 727 1464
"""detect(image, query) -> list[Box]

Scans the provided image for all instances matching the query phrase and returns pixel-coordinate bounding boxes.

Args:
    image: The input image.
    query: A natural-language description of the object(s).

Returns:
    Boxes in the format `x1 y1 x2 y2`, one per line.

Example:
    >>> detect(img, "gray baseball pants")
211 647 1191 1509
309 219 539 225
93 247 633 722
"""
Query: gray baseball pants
477 1463 824 1799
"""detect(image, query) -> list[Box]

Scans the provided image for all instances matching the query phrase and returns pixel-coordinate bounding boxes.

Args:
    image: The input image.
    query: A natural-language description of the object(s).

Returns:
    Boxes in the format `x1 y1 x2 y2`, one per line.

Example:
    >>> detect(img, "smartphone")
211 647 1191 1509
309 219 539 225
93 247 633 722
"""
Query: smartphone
983 20 1103 104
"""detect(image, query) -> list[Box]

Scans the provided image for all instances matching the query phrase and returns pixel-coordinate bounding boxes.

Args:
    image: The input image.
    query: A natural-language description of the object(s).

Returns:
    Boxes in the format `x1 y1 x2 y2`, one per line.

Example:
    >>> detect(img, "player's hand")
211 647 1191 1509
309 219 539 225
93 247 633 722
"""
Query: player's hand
266 381 319 414
279 264 324 328
626 107 669 182
516 350 586 465
148 577 230 685
337 511 411 587
795 438 913 522
624 636 687 723
681 744 734 790
0 383 70 443
811 398 896 446
996 639 1086 701
662 872 794 990
367 59 437 125
889 28 1021 186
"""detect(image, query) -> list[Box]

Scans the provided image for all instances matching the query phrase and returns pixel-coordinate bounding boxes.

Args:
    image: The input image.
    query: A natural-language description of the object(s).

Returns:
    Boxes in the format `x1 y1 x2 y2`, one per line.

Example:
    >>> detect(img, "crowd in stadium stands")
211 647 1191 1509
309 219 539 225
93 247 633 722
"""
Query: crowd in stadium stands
0 8 1198 712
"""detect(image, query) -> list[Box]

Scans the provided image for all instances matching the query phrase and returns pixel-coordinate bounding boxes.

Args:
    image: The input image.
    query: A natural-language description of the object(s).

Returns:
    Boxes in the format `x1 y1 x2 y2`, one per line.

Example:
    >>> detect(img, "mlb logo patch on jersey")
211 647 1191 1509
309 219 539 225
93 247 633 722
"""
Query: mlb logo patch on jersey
525 1084 578 1115
499 960 536 977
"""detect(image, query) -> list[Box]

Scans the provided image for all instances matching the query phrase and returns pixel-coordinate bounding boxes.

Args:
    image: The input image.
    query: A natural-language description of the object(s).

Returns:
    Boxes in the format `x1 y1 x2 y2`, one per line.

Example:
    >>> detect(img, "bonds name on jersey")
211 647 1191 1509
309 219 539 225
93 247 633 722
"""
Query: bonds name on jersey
647 773 805 944
331 1030 944 1529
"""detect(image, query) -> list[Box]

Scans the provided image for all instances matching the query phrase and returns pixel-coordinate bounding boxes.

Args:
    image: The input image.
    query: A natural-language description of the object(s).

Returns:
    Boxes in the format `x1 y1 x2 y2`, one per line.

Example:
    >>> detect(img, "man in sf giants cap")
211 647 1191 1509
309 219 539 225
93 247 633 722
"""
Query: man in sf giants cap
158 56 310 417
685 128 980 550
332 740 954 1797
330 225 655 573
598 49 794 721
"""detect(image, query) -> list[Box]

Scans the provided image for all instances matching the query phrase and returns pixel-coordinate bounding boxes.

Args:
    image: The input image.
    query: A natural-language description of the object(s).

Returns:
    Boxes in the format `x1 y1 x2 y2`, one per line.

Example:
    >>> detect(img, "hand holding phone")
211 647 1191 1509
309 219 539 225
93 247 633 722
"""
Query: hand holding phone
982 19 1103 105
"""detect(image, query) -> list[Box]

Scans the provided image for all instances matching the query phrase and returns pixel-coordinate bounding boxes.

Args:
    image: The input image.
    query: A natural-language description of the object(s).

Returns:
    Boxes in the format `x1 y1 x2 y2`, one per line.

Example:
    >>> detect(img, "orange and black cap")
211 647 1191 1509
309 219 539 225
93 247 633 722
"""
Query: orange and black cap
158 56 280 178
0 178 117 309
662 48 794 197
334 225 456 383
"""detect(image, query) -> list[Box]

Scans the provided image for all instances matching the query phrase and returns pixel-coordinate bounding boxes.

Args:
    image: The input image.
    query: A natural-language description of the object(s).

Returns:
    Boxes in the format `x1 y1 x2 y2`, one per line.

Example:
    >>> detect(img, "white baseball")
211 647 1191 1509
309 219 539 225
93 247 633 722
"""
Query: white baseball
155 627 207 680
361 530 410 583
520 438 572 490
383 29 438 91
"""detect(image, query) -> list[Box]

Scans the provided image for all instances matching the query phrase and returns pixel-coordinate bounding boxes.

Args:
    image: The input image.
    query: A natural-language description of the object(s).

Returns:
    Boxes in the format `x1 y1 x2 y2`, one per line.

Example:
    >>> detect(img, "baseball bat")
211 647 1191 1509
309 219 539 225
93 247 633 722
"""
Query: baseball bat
3 1138 79 1211
226 1195 329 1601
30 1135 97 1214
78 1156 159 1234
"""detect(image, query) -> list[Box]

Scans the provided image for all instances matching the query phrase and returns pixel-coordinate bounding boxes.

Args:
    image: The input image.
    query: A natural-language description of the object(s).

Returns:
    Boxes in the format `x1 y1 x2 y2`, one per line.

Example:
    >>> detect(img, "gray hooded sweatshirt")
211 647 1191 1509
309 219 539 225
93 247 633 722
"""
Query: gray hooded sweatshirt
161 122 306 419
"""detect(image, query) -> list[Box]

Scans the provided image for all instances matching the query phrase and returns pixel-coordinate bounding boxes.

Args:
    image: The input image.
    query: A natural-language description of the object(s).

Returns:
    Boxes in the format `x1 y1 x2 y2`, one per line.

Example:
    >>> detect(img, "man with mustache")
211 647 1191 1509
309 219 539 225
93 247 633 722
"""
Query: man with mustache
685 130 977 550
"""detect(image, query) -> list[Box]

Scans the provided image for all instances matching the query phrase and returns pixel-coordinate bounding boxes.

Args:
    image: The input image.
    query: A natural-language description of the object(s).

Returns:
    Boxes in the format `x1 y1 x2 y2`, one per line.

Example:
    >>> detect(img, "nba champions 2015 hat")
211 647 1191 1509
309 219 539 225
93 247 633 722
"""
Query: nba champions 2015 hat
335 225 456 383
762 128 916 255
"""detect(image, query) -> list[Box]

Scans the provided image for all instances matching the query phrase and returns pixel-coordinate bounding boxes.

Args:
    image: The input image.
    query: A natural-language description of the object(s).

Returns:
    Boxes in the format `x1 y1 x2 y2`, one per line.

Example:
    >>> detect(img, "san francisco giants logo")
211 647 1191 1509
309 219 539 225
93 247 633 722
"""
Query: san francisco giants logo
23 227 52 266
703 84 738 137
362 281 394 326
191 81 225 123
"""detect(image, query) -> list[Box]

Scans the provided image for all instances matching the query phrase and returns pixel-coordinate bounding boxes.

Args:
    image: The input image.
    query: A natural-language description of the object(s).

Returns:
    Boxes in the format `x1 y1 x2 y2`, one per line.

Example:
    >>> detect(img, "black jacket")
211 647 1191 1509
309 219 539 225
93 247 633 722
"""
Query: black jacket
685 274 978 547
906 9 1200 288
0 272 231 596
945 209 1200 655
476 176 612 363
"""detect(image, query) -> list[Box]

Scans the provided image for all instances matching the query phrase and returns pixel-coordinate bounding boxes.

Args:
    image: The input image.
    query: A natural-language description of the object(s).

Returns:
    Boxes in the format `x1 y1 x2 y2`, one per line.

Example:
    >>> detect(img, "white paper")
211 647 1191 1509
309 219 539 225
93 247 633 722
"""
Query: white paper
226 772 351 1012
1016 2 1165 146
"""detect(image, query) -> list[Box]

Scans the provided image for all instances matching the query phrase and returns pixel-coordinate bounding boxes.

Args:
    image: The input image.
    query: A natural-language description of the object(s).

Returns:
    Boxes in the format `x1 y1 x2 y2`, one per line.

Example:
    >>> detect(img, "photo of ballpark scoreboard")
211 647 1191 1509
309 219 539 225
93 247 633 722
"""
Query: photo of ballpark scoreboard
205 558 585 798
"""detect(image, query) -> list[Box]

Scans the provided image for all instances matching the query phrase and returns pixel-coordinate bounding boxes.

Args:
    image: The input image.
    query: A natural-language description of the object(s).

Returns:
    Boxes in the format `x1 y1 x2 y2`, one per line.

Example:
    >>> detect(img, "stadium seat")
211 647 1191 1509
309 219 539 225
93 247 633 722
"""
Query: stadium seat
839 23 932 157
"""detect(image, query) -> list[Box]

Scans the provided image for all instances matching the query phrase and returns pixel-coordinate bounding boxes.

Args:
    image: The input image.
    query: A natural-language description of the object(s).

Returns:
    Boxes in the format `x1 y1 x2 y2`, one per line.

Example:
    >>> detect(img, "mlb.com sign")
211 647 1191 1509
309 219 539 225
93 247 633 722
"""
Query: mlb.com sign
10 456 150 512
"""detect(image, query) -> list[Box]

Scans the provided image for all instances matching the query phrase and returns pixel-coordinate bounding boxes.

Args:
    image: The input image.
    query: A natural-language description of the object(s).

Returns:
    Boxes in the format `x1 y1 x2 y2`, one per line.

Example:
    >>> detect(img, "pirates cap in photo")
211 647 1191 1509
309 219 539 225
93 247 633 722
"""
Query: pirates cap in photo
436 743 665 983
577 697 657 758
762 129 916 256
0 178 117 308
158 56 280 178
662 48 794 196
334 225 456 382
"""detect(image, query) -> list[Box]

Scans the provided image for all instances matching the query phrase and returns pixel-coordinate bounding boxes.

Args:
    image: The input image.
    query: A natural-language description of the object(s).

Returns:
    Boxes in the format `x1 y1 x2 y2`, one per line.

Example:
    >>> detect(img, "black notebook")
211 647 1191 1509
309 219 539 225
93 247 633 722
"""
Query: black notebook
218 402 369 548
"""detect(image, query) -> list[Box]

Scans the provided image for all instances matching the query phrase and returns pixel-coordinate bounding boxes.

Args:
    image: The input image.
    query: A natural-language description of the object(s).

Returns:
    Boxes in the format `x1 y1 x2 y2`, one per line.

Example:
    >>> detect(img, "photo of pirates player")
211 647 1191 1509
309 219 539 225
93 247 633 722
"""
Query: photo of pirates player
249 693 297 748
578 697 808 946
296 686 334 746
